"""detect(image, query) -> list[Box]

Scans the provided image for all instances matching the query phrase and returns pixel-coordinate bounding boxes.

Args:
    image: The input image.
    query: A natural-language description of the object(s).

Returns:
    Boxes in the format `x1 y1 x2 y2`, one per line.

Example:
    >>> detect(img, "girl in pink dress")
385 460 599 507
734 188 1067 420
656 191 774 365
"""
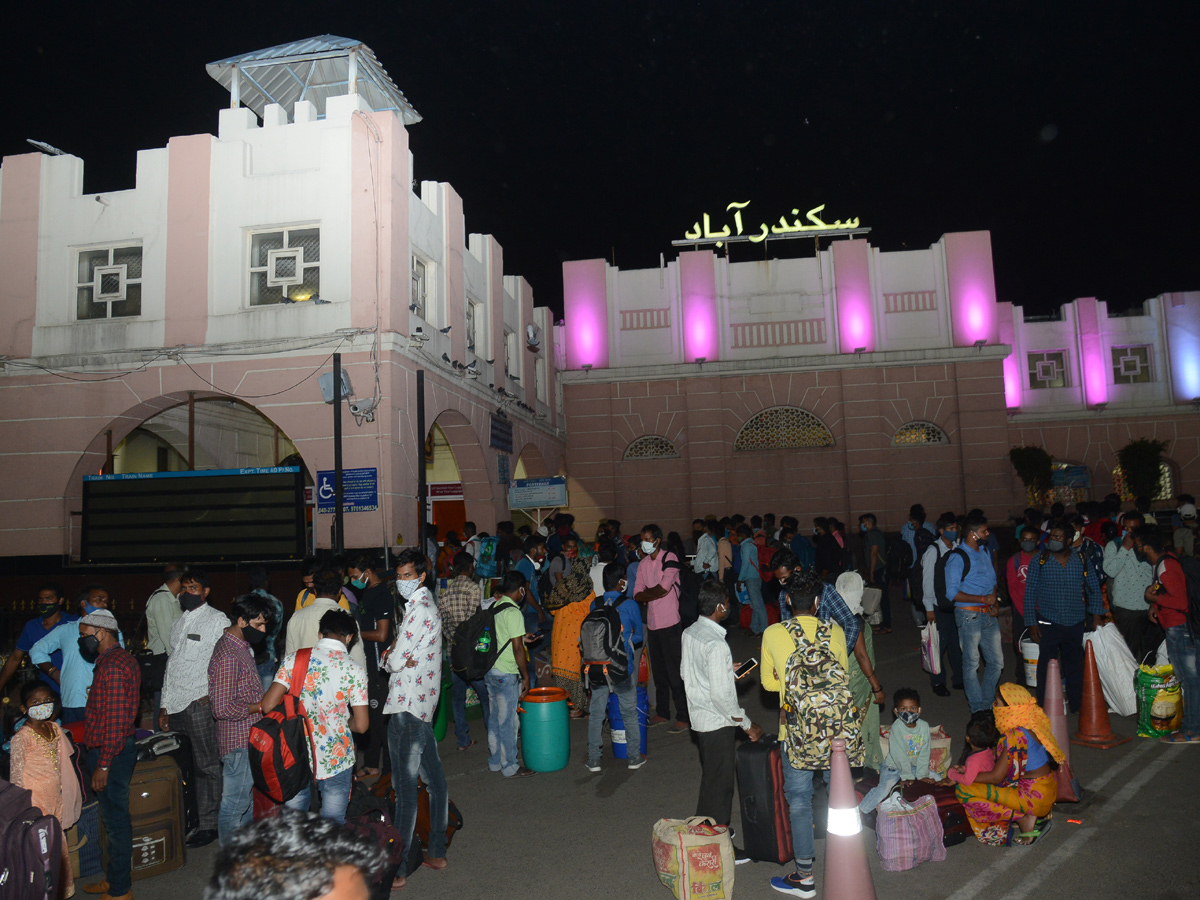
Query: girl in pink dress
10 682 82 898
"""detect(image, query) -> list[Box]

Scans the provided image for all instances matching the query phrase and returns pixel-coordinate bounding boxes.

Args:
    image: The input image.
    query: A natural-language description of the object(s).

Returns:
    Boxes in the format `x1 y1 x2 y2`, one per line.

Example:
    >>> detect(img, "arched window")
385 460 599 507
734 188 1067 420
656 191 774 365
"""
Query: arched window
623 435 681 460
892 422 949 447
734 406 834 451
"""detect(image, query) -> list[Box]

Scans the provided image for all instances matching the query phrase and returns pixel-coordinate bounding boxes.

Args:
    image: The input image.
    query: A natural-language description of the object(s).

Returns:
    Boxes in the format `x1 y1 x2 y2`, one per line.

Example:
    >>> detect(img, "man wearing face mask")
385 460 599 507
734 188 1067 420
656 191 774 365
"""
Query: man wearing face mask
1103 512 1158 661
159 568 230 848
384 549 450 886
0 583 74 698
942 514 1004 713
515 535 552 647
1024 521 1104 713
347 554 395 779
78 608 140 900
634 524 690 734
481 571 536 778
31 585 123 723
921 513 966 697
208 594 270 846
286 569 368 669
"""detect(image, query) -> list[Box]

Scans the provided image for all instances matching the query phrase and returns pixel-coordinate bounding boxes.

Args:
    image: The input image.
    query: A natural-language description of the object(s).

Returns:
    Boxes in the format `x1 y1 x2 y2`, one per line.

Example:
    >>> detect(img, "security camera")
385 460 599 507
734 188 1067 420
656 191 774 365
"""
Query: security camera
349 398 378 417
411 327 430 342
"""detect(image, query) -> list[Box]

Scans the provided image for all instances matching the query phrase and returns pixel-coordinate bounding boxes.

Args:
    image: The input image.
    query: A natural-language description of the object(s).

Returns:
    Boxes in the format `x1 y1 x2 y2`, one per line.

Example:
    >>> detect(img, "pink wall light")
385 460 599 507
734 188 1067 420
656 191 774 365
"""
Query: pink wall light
1075 297 1108 407
944 231 1000 348
832 240 875 352
562 258 610 369
680 250 719 362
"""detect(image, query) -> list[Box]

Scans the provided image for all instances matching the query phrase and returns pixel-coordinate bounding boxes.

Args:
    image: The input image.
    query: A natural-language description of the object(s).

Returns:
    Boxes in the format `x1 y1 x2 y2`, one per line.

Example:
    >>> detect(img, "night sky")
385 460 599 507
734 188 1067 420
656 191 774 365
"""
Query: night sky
6 2 1197 319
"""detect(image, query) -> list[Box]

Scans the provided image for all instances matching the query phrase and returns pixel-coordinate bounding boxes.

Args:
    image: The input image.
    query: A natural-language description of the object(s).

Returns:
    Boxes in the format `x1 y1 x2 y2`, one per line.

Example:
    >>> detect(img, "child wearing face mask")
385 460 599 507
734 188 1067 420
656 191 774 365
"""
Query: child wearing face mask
858 687 934 813
9 681 82 897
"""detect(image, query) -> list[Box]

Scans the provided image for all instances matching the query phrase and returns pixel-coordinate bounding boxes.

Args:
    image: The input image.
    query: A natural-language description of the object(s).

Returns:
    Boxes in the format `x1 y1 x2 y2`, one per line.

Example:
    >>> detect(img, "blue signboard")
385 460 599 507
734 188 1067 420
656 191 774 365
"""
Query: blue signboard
316 467 379 513
508 476 568 509
85 466 300 482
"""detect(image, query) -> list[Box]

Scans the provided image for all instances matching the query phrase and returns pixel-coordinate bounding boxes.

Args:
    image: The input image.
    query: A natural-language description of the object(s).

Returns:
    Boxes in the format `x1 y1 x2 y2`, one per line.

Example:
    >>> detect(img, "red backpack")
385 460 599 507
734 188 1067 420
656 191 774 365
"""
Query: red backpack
248 648 316 802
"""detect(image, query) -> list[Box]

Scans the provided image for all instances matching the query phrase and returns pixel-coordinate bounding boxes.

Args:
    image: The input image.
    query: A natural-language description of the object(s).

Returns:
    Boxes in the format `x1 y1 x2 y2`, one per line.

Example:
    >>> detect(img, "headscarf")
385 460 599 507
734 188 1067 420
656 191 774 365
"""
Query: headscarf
993 683 1066 763
835 571 865 616
546 557 595 610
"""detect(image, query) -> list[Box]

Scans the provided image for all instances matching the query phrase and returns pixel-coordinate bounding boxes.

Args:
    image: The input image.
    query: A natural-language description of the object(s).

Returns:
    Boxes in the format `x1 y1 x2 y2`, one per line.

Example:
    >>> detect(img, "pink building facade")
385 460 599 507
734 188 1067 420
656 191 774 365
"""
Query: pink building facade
0 37 563 560
559 238 1200 536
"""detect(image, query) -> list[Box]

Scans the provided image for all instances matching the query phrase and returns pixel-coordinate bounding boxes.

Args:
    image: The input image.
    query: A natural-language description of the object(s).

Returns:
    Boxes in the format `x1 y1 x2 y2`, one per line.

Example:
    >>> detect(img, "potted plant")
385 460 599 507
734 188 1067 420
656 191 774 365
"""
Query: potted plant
1009 445 1054 508
1117 438 1169 501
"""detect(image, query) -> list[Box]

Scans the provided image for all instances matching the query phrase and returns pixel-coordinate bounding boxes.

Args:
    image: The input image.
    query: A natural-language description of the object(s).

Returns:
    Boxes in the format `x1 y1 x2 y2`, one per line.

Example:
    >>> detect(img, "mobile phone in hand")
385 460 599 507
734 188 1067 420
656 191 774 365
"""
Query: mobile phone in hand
734 658 758 679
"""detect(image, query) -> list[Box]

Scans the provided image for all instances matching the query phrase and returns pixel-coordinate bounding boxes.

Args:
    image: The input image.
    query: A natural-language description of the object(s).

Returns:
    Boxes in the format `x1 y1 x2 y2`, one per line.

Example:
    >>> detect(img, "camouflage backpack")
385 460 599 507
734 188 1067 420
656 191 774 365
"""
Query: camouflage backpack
780 618 864 769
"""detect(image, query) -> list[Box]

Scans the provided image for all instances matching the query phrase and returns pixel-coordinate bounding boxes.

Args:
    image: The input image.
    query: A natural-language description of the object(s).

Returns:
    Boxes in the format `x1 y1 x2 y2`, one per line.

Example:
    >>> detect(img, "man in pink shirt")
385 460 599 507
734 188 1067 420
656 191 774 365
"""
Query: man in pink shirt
634 524 690 733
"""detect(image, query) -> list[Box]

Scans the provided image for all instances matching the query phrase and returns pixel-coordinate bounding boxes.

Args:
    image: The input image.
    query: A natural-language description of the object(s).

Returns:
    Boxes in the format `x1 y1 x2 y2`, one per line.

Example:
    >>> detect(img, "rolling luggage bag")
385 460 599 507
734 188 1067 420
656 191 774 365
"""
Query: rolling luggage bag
136 731 198 834
735 735 793 864
102 756 186 880
0 777 63 900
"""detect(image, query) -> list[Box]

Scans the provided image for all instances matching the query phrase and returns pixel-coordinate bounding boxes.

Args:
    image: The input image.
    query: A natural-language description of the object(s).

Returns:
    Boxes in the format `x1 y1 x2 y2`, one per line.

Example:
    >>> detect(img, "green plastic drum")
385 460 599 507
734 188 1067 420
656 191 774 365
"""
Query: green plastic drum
433 660 453 741
518 687 571 772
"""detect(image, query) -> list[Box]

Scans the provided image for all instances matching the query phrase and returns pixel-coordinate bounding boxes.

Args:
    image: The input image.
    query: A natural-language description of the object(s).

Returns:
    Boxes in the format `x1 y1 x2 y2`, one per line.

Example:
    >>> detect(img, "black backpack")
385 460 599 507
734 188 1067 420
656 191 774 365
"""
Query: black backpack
663 553 702 627
450 599 519 682
579 599 629 687
914 527 938 563
886 533 914 584
932 547 970 613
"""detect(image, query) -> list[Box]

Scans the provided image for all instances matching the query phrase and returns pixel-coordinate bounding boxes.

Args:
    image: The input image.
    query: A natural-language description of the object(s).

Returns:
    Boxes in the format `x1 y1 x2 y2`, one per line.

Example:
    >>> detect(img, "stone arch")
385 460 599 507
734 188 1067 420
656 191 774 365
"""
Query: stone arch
623 435 681 460
428 407 495 532
515 441 550 478
733 406 834 451
891 421 950 447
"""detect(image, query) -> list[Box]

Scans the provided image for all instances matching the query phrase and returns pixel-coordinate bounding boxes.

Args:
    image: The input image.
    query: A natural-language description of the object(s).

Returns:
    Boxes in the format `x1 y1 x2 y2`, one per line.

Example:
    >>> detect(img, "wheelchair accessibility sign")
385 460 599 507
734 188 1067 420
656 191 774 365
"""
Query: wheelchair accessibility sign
316 467 378 513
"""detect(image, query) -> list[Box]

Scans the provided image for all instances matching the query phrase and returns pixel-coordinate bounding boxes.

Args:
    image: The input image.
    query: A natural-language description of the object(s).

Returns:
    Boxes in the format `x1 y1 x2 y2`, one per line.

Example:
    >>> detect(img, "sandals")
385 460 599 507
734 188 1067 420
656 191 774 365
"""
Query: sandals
873 626 893 635
1010 816 1054 847
1158 731 1200 744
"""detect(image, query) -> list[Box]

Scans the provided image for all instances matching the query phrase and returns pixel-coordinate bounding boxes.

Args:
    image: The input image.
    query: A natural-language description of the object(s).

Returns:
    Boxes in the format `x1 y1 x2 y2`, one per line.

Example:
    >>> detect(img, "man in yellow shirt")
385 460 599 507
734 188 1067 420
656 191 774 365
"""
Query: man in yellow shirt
760 569 848 899
294 558 352 612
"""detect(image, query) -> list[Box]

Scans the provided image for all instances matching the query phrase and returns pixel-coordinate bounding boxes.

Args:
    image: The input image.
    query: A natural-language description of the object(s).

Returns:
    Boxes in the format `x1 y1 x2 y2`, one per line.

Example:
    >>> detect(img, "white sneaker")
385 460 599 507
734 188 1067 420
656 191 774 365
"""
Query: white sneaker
627 754 647 770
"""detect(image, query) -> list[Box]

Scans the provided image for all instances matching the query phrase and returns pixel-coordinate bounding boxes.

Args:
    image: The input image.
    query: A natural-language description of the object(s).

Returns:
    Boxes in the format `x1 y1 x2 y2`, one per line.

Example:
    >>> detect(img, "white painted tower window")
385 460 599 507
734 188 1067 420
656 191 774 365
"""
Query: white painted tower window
76 244 142 319
249 226 320 305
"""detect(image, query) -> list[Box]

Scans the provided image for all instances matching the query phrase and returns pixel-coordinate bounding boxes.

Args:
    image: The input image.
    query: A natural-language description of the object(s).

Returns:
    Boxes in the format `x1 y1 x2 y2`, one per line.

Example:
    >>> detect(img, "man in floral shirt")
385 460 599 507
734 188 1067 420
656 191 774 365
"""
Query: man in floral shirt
384 548 449 890
262 609 368 824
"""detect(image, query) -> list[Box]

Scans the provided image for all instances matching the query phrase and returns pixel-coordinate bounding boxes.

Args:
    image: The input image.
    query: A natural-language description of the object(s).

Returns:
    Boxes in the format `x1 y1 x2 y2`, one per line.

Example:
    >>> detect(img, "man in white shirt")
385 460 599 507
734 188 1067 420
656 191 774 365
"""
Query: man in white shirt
158 567 230 848
285 568 367 669
263 609 369 825
384 549 450 890
693 520 720 577
682 580 763 833
145 563 184 718
462 521 481 560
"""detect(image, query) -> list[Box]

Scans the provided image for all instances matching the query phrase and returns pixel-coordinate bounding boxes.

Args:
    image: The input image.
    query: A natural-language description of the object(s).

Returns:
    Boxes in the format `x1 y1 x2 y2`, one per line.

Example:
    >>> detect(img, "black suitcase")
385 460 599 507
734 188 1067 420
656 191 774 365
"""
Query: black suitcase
136 732 198 834
735 735 793 864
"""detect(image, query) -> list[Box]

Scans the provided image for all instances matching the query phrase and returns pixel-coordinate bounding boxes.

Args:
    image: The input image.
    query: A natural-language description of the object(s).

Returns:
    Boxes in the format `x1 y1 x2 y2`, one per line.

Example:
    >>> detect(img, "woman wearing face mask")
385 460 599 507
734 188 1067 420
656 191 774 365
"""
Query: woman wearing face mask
9 681 81 897
1005 526 1041 686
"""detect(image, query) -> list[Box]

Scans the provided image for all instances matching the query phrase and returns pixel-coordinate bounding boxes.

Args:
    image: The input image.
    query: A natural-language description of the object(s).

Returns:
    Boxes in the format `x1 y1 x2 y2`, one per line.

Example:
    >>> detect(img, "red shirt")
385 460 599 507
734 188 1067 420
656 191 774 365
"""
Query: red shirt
83 645 141 767
1152 555 1189 628
1083 518 1109 544
1006 552 1035 617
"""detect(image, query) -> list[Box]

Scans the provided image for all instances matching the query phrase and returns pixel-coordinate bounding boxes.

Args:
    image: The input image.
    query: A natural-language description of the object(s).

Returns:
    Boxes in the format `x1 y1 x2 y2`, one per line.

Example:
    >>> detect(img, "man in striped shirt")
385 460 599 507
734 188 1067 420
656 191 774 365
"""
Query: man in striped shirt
208 594 271 847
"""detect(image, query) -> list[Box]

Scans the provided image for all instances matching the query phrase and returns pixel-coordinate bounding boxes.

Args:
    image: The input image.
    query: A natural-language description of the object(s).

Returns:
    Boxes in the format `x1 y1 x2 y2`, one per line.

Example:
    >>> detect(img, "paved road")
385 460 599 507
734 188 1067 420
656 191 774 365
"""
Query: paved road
92 605 1199 900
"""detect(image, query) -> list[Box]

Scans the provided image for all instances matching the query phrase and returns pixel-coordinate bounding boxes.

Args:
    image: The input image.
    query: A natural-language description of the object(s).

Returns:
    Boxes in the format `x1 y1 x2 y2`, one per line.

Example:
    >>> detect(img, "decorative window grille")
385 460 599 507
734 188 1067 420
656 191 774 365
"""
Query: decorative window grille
892 422 949 446
734 407 834 451
623 435 681 460
249 227 320 305
1111 463 1173 502
1111 346 1152 385
76 245 142 319
411 256 428 319
1028 351 1068 390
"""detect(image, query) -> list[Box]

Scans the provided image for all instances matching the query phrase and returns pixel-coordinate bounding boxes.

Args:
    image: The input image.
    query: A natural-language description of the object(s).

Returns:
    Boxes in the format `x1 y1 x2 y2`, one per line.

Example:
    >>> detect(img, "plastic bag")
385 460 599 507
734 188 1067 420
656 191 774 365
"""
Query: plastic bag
862 587 883 626
651 816 735 900
876 793 946 871
1135 665 1183 738
920 624 942 675
1083 623 1138 717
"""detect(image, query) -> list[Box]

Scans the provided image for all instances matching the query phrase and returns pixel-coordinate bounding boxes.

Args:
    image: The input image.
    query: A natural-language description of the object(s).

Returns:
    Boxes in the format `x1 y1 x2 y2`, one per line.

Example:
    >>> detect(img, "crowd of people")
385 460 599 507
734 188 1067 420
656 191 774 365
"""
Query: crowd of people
1 492 1197 900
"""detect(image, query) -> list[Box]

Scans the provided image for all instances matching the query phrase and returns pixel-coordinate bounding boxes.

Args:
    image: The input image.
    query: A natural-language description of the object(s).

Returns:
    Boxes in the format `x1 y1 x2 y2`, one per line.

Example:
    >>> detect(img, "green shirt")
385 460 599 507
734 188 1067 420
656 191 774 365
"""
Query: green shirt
492 599 525 676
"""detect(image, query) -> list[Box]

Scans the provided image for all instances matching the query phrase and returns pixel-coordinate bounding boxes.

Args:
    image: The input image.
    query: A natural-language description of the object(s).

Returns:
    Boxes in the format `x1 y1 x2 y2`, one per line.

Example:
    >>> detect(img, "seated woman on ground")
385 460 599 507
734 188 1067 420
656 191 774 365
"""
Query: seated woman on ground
954 684 1062 846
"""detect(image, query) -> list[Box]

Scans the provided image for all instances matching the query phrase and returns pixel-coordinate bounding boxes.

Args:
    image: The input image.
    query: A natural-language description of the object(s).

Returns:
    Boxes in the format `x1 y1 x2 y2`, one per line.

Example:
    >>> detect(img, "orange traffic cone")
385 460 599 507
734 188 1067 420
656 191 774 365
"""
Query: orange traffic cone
1043 658 1082 802
824 738 877 900
1072 640 1132 749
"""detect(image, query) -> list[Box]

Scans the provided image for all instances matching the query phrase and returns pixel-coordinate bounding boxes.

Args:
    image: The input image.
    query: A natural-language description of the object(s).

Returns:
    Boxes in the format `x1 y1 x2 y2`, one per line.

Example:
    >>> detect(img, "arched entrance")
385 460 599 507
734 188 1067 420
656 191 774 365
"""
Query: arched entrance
426 409 494 541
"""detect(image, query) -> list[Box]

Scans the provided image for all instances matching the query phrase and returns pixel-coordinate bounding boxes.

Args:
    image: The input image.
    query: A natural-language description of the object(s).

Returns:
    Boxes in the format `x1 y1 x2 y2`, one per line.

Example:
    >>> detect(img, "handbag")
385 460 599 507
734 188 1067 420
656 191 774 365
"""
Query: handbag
875 793 947 871
919 623 942 675
651 816 735 900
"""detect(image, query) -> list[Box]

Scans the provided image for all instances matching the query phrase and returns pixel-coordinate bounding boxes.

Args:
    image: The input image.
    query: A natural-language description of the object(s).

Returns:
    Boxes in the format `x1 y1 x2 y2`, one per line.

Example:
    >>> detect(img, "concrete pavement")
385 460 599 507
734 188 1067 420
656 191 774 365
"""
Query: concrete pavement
89 602 1200 900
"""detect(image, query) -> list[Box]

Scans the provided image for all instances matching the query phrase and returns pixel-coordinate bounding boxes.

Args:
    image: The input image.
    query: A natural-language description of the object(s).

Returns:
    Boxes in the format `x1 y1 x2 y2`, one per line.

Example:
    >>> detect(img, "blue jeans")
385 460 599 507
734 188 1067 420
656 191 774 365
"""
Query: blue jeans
780 753 829 871
284 766 353 824
257 658 278 692
218 748 255 846
1165 625 1200 736
744 576 767 634
451 671 490 748
956 608 1003 712
858 763 903 813
87 738 137 896
62 707 86 724
484 670 522 776
388 712 449 858
588 675 641 762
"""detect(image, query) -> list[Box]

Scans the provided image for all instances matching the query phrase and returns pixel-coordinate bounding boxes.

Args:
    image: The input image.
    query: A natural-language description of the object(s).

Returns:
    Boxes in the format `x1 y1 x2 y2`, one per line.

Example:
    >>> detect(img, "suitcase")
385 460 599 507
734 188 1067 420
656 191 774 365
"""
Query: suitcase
855 773 971 846
370 774 464 875
102 756 186 880
66 800 103 879
343 808 405 900
136 731 198 834
735 735 793 864
0 777 63 900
